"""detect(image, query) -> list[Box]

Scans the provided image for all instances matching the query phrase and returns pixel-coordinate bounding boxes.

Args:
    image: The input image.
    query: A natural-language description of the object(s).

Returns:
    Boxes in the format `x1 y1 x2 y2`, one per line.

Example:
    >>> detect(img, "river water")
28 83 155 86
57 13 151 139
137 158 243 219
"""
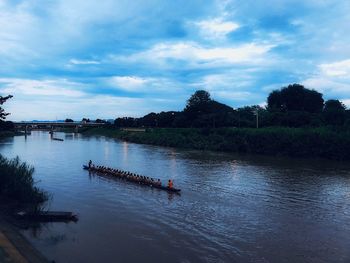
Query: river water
1 131 350 263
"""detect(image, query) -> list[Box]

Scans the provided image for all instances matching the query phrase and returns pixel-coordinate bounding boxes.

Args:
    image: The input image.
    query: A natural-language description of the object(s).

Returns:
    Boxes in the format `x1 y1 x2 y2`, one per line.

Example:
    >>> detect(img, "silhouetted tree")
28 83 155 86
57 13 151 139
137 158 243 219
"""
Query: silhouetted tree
0 95 13 120
95 119 106 123
267 84 324 113
323 99 346 125
141 112 158 127
65 118 74 122
184 90 212 118
185 90 211 109
114 117 137 127
157 111 178 127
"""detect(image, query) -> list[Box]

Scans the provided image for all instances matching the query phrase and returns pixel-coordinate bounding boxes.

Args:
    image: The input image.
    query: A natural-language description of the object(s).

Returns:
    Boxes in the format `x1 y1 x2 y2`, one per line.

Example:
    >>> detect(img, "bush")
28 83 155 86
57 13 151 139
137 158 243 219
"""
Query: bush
0 155 48 204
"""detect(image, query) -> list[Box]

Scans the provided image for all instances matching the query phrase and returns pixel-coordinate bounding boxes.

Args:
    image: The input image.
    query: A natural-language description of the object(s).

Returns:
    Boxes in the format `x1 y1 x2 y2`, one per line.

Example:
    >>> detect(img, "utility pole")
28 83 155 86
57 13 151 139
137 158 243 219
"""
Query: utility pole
254 110 259 128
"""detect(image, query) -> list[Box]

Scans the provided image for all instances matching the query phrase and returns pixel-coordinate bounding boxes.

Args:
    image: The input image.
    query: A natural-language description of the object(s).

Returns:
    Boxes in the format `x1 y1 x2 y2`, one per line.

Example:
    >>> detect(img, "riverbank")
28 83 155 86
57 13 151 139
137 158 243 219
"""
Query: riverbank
0 210 49 263
0 155 50 262
81 126 350 160
0 131 16 138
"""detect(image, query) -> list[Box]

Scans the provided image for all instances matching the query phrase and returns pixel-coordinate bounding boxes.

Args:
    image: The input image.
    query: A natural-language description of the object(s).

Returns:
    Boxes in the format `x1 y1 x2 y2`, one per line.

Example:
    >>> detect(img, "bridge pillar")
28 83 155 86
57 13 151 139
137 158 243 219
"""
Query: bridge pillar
74 125 79 133
25 125 28 135
49 125 54 135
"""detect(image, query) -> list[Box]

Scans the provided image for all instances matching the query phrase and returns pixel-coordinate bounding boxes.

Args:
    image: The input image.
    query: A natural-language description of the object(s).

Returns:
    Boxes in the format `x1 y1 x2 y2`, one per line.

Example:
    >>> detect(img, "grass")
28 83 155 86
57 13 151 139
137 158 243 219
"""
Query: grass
0 155 48 205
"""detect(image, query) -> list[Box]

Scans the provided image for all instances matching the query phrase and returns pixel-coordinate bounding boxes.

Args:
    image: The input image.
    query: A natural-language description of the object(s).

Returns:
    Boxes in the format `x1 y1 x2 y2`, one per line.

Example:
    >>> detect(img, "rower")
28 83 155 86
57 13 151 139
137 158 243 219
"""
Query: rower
167 179 173 189
88 160 92 168
156 179 161 186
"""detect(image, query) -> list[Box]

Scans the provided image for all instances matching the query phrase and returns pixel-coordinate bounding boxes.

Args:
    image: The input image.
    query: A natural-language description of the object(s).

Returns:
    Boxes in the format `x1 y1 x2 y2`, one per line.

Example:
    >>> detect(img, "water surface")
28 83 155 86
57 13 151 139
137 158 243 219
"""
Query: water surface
1 131 350 263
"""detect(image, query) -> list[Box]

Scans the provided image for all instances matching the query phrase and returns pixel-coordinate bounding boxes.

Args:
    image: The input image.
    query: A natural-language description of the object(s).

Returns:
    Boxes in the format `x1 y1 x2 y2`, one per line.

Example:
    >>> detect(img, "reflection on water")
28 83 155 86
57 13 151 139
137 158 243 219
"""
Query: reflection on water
1 131 350 263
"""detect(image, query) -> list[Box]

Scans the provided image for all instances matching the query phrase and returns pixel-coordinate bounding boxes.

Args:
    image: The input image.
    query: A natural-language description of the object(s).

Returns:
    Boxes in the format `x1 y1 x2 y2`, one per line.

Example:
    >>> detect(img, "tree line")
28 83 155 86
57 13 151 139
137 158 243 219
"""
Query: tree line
1 83 349 131
114 84 350 129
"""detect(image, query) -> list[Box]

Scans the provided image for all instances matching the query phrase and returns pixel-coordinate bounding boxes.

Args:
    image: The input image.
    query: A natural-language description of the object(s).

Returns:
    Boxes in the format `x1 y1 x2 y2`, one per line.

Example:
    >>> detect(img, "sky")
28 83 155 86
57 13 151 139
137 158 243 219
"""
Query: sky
0 0 350 121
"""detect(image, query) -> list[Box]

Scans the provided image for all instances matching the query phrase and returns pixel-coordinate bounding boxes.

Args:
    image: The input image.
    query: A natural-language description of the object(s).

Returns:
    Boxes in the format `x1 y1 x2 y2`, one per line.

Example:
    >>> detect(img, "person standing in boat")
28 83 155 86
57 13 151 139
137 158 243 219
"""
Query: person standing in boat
167 179 173 189
88 160 92 168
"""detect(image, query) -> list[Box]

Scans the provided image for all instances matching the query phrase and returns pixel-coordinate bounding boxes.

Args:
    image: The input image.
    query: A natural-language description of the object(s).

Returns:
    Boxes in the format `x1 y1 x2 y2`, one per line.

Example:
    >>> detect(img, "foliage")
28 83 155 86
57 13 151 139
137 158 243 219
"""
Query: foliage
184 90 211 112
83 127 350 161
65 118 74 122
267 84 324 113
82 118 91 123
0 155 48 204
323 99 346 125
95 118 107 123
0 95 13 120
112 86 350 129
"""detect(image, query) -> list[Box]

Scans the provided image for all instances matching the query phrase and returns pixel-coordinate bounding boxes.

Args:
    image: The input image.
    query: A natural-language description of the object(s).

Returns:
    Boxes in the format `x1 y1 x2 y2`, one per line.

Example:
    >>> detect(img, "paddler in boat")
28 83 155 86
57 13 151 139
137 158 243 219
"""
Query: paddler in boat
88 160 92 168
167 179 174 189
156 179 161 186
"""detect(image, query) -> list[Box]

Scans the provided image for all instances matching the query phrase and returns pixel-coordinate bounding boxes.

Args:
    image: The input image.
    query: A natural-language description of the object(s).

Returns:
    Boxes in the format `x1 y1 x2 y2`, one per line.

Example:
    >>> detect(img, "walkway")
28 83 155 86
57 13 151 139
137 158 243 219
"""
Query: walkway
0 220 48 263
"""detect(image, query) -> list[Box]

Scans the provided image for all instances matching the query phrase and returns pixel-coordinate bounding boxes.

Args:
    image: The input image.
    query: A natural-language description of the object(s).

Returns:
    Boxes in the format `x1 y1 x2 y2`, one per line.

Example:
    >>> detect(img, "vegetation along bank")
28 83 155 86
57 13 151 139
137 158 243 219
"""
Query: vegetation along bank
81 84 350 161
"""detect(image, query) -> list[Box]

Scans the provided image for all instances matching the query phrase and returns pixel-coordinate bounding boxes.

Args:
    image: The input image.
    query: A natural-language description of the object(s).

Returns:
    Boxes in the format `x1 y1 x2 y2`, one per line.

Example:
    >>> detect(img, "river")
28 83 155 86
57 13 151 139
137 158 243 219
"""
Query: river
1 131 350 263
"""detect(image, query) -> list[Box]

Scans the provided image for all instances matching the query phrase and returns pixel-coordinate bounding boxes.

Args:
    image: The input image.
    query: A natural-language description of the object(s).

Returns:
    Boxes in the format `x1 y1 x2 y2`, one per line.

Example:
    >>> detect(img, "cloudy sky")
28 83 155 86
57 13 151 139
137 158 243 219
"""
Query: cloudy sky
0 0 350 121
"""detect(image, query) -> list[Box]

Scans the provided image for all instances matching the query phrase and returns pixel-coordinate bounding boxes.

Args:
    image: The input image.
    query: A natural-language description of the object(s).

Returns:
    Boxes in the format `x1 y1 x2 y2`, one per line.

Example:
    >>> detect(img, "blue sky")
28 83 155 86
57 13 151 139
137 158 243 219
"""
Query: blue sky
0 0 350 120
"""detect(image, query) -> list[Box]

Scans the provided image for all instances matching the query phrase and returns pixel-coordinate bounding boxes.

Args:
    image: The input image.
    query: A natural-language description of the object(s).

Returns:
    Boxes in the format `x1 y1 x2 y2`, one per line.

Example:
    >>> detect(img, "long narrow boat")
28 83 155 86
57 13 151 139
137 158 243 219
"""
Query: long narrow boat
17 211 78 222
83 165 181 193
52 137 64 141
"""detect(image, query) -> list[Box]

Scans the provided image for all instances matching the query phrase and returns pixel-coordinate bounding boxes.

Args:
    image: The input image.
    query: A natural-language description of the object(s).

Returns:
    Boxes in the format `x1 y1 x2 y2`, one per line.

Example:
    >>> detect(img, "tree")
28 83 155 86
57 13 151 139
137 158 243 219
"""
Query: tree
95 119 106 123
65 118 74 122
184 90 212 122
184 90 211 112
183 90 237 127
323 99 346 125
0 95 13 120
267 84 324 113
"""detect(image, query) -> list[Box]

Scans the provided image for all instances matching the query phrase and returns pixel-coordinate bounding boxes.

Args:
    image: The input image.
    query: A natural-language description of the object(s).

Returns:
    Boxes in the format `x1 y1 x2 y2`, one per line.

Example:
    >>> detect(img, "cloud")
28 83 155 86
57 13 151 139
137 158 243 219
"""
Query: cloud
319 59 350 78
69 59 100 65
302 59 350 100
302 77 350 97
5 94 180 121
108 76 150 91
106 76 184 95
194 18 239 40
116 41 274 69
1 0 350 119
341 99 350 107
0 78 86 97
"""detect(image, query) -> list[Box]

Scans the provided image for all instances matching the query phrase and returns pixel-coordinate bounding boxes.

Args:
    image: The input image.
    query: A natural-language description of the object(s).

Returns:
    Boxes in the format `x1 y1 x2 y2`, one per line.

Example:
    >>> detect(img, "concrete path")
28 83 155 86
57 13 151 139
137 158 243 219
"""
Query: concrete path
0 230 28 263
0 220 49 263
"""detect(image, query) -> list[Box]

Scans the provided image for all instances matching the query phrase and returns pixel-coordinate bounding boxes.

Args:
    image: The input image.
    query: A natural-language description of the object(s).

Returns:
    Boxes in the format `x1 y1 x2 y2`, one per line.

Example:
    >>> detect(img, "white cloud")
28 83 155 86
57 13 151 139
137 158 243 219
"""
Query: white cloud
319 59 350 77
0 2 41 60
341 99 350 107
116 41 274 69
302 77 350 96
109 76 150 91
69 59 100 65
190 72 260 103
5 94 179 121
107 75 184 94
194 18 239 40
0 78 86 97
301 59 350 100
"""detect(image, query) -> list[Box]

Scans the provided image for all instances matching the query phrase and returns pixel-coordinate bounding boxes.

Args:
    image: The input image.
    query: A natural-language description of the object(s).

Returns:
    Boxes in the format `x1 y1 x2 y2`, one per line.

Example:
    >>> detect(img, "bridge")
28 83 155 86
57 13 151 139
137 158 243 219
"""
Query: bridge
14 121 106 134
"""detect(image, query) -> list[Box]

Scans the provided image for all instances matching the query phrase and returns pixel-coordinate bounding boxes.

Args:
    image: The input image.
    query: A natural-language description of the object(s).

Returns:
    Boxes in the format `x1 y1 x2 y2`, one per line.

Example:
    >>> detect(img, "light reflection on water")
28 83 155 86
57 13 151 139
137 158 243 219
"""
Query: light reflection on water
1 131 350 263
